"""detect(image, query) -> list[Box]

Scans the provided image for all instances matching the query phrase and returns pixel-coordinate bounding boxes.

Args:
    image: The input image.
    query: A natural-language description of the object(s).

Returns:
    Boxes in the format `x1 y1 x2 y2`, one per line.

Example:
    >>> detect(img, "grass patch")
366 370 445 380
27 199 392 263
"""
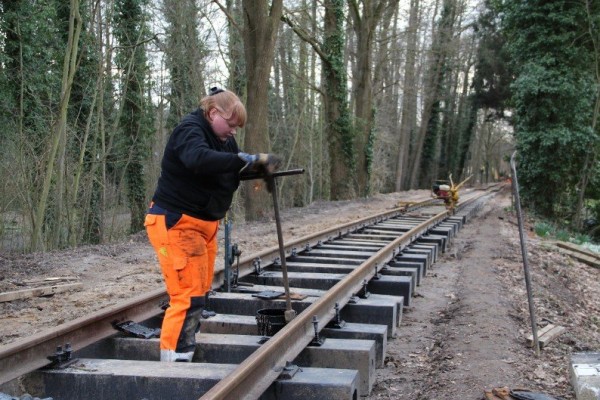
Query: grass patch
555 229 571 242
531 218 598 250
534 222 553 238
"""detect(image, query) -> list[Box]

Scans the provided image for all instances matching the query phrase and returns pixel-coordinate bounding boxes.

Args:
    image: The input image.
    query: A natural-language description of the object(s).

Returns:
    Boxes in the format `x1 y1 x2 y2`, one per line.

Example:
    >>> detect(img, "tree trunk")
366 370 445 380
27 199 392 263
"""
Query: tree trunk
31 0 82 251
575 1 600 229
281 0 355 200
408 0 457 189
164 0 205 125
395 0 420 191
348 0 390 196
323 0 355 200
114 0 152 234
242 0 283 220
450 33 475 180
372 2 399 192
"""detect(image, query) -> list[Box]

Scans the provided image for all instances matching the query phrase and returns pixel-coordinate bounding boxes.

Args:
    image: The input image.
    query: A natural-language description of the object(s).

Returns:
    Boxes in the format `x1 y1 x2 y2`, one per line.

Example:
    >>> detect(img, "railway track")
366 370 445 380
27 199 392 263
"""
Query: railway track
0 185 502 400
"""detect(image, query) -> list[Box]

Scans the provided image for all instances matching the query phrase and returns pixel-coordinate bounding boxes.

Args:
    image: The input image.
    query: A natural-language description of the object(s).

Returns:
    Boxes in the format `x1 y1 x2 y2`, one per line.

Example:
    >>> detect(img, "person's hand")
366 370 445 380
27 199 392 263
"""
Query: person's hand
238 152 282 174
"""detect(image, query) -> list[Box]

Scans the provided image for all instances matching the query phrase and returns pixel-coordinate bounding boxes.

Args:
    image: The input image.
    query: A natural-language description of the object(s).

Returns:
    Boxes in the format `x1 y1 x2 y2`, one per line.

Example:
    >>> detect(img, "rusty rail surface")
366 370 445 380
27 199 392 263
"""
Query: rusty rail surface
212 197 440 287
0 289 168 385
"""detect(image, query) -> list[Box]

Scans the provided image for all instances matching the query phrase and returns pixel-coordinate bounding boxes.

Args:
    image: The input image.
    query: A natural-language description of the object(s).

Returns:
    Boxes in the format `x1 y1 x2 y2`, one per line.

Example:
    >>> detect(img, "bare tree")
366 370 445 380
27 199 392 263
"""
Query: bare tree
282 0 356 200
242 0 283 219
395 0 421 191
348 0 396 196
408 0 458 189
31 0 82 250
574 0 600 228
163 0 206 124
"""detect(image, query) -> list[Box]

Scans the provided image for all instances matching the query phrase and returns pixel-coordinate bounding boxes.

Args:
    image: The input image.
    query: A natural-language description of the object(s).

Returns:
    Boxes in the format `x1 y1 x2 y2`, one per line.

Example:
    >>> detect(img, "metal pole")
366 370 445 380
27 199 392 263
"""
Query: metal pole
510 151 540 356
223 213 232 292
268 176 296 323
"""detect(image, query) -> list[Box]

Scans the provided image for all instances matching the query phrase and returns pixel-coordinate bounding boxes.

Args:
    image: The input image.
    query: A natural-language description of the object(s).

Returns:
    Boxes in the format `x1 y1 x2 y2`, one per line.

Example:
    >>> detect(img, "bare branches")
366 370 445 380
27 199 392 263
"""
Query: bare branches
280 11 328 66
212 0 242 34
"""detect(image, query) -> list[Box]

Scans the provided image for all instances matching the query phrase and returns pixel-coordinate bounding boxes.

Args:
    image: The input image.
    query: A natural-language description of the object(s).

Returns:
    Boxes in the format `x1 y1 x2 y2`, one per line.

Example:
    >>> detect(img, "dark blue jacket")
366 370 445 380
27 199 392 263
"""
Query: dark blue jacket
152 108 245 221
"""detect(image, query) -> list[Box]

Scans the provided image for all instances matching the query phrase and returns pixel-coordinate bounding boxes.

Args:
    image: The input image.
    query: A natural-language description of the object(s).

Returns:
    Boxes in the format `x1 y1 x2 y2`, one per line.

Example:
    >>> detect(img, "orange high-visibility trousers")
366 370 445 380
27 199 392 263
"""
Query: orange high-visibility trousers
145 209 218 352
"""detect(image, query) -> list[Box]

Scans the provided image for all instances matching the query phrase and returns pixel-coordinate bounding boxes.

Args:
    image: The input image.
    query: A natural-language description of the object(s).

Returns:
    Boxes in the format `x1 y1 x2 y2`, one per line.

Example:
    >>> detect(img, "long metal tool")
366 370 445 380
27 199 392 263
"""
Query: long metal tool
223 212 233 292
268 176 294 321
265 170 305 322
240 168 305 320
510 151 540 356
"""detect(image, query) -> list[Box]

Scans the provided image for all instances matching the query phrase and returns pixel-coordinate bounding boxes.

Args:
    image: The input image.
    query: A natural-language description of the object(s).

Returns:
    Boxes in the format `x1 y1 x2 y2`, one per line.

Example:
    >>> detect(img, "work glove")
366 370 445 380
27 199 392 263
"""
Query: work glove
238 152 282 175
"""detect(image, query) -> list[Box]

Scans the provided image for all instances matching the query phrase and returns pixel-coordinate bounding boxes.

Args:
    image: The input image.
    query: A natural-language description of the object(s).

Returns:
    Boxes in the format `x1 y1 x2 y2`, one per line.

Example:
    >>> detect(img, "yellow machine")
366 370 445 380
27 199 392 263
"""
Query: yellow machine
432 174 472 212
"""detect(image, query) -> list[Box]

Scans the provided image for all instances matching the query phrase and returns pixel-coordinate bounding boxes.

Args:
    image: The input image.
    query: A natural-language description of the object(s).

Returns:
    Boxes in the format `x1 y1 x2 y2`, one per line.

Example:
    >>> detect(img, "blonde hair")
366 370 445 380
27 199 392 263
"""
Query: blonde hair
200 89 247 128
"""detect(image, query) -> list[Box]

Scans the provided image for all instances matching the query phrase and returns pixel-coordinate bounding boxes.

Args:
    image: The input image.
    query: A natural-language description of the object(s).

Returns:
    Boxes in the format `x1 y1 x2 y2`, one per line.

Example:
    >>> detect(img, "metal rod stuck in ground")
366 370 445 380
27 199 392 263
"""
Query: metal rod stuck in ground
510 151 540 356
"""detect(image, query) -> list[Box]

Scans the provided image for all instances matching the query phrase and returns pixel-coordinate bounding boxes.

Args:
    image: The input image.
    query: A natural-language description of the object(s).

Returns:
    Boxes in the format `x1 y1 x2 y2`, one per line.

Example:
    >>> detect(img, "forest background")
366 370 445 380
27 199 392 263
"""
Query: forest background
0 0 598 254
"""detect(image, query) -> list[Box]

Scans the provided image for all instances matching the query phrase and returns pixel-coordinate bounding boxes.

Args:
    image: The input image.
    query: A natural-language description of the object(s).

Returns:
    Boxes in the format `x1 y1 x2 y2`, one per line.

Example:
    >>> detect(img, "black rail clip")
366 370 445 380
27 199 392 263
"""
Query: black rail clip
278 361 301 380
373 264 382 280
358 279 371 299
46 343 78 369
328 302 346 329
253 257 262 275
113 320 160 339
309 316 326 347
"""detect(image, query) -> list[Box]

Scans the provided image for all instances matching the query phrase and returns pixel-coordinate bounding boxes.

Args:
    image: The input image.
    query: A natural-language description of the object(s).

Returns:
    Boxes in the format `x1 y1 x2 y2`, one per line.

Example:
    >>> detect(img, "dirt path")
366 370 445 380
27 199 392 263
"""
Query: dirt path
368 190 597 399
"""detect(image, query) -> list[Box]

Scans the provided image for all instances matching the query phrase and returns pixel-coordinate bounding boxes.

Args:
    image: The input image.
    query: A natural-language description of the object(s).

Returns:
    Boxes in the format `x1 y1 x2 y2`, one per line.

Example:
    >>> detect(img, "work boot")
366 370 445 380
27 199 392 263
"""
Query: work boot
160 349 194 362
201 309 216 318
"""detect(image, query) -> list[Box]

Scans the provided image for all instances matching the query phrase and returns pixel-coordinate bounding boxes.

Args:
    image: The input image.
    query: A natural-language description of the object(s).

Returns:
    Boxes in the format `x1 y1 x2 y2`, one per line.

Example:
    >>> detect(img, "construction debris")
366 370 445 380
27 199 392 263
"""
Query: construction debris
19 276 80 286
484 386 512 399
527 324 566 349
483 387 560 400
0 283 83 303
554 241 600 269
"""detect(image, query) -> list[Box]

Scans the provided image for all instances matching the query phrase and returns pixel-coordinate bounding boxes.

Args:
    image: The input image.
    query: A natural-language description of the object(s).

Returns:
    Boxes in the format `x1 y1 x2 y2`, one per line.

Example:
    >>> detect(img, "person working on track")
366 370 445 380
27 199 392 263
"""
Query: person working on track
145 87 281 362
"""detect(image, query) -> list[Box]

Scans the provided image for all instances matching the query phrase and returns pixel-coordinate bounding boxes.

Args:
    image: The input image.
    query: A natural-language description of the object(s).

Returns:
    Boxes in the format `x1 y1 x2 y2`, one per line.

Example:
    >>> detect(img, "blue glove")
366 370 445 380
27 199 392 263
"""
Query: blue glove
238 152 282 174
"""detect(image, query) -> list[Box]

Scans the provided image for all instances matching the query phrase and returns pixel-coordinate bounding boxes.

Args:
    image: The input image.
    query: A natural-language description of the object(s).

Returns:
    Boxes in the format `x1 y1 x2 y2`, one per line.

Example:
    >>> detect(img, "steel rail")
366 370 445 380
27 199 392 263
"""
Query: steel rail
200 188 498 400
0 198 433 386
0 289 168 385
212 198 437 287
200 209 449 399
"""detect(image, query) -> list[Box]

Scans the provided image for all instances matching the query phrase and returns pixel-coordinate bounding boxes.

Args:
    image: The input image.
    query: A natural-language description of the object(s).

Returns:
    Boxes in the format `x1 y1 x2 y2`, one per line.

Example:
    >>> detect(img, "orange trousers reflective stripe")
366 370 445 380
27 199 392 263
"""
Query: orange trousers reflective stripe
145 212 218 351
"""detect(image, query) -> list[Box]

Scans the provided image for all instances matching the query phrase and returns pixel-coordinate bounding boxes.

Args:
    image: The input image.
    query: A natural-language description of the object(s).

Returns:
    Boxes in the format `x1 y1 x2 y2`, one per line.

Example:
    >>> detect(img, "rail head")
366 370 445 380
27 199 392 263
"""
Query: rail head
0 288 168 386
213 198 437 288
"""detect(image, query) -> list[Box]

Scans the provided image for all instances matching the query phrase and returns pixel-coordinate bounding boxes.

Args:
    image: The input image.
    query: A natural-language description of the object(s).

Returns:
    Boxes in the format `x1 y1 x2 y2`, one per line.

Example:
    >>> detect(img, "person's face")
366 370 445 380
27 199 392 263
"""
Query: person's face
209 108 240 142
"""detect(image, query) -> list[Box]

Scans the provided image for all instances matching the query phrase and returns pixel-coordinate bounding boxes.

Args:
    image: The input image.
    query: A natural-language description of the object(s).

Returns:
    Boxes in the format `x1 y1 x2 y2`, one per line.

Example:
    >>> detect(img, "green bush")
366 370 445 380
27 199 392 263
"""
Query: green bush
555 229 571 242
573 233 592 245
534 222 553 238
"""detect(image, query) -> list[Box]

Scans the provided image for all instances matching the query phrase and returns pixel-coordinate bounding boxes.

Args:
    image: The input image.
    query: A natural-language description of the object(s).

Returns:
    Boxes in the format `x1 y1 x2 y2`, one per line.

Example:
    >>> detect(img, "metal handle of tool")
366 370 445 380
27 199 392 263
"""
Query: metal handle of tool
223 169 304 293
240 168 305 181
